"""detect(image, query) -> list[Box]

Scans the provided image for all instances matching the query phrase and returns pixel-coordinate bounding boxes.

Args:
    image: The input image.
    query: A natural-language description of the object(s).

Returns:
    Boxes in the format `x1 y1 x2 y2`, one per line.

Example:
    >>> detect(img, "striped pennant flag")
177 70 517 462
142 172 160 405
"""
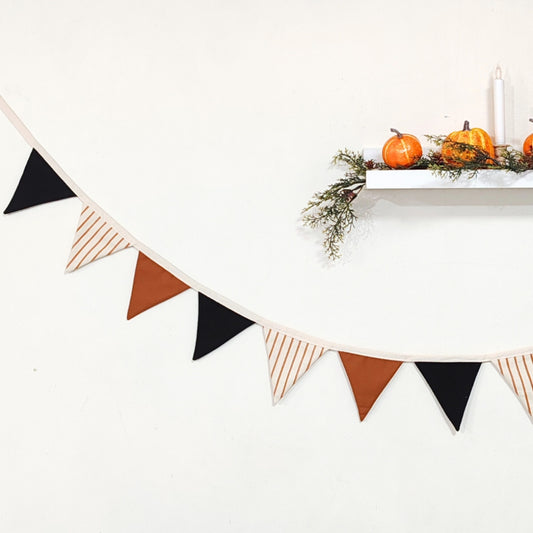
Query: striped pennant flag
263 327 327 404
66 204 132 272
492 354 533 418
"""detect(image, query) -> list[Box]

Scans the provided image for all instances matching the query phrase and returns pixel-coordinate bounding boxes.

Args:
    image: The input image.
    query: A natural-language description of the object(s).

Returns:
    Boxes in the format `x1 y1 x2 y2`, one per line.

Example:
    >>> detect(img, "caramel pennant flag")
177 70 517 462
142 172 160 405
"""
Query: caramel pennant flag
416 362 481 431
264 327 327 404
4 149 76 214
339 352 402 421
492 354 533 419
66 204 132 272
127 252 190 319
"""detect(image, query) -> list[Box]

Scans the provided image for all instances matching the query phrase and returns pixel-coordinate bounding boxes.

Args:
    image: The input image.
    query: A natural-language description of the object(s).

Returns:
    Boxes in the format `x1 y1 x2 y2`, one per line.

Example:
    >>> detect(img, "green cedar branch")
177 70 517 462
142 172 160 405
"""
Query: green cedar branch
303 140 533 259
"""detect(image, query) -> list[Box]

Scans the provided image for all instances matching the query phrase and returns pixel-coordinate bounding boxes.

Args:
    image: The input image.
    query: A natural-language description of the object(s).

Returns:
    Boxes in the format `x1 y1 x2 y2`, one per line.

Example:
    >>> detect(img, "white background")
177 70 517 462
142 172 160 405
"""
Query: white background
1 1 533 531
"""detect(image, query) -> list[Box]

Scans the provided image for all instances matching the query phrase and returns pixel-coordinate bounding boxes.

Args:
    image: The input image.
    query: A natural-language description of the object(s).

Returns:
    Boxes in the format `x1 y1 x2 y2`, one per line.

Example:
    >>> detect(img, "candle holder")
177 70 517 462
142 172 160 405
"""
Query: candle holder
494 144 509 163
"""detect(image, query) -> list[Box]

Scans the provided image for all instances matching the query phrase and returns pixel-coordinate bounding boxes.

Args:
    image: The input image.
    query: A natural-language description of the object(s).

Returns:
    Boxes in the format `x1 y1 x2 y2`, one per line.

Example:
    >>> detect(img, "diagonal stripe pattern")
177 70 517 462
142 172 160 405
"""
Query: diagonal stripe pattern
493 353 533 418
66 204 131 272
264 327 326 404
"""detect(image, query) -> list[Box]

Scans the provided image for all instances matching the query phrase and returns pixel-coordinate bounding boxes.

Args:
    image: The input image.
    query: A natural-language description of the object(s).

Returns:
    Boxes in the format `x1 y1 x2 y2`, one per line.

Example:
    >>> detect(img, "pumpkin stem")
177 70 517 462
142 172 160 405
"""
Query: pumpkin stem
390 128 403 138
463 120 470 131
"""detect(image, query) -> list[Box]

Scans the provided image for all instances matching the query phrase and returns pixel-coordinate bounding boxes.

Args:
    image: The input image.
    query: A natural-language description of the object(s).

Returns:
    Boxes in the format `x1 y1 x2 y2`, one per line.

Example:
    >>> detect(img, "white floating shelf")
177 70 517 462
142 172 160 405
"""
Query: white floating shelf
362 147 533 189
365 169 533 189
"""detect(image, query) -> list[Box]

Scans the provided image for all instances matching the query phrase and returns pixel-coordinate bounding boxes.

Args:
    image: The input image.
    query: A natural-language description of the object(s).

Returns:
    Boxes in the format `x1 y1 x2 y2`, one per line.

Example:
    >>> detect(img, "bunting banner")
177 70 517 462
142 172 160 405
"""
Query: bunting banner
4 95 533 433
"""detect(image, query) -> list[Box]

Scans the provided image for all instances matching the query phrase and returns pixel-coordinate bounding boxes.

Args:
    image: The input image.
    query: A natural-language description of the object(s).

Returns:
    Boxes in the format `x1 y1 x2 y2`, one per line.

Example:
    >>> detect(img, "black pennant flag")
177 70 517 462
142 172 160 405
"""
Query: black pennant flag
416 362 481 431
193 293 254 360
4 149 76 214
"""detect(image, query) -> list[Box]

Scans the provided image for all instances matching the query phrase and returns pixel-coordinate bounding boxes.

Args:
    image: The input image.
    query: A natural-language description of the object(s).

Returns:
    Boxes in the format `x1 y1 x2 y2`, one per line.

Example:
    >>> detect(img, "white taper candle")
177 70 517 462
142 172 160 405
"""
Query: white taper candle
493 66 505 146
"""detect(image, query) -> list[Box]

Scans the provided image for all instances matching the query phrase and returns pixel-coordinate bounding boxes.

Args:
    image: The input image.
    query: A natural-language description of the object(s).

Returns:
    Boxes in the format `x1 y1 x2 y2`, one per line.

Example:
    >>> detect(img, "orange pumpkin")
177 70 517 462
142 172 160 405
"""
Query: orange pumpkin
523 118 533 157
382 128 423 169
441 120 495 167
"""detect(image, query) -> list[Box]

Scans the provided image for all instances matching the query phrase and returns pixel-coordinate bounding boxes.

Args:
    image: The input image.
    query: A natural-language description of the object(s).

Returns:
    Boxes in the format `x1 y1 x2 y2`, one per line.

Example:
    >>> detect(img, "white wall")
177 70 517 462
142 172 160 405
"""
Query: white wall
1 1 533 531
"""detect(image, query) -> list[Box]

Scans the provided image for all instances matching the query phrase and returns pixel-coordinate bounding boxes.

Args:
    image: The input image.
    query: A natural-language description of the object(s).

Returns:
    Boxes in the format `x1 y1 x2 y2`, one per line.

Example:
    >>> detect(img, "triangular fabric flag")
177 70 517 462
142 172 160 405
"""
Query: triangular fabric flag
263 327 327 403
492 353 533 418
127 252 190 319
193 293 254 360
339 352 402 421
66 204 131 272
416 362 481 431
4 149 76 213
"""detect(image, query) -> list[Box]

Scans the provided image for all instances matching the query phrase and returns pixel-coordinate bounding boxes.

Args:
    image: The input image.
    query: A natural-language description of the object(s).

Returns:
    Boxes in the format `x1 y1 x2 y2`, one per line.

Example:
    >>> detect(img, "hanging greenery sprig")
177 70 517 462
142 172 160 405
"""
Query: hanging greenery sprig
302 139 533 259
302 150 378 259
